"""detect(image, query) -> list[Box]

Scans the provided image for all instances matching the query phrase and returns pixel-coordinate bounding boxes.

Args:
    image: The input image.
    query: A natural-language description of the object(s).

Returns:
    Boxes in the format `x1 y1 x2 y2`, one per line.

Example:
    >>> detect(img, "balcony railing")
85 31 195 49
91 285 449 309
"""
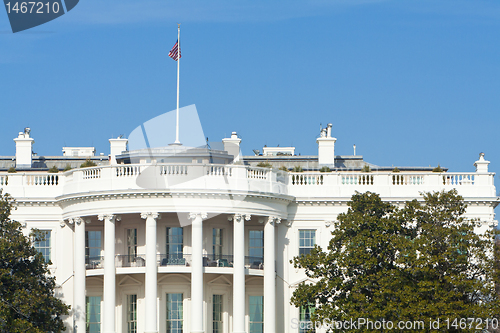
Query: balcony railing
85 254 265 270
0 164 494 200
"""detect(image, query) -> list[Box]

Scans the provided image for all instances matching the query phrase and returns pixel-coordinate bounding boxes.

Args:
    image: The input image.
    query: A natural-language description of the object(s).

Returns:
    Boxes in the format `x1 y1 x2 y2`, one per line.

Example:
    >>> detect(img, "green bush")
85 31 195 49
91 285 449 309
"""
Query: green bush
80 159 97 168
48 166 59 173
256 162 272 168
63 164 72 172
293 166 304 172
361 165 371 173
392 167 400 173
320 166 331 173
7 167 16 173
279 166 288 172
432 165 443 173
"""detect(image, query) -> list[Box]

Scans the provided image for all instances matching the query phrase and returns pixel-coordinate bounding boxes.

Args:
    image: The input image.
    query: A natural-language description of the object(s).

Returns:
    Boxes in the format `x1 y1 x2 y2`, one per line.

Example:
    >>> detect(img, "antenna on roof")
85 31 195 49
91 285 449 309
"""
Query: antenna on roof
206 137 211 150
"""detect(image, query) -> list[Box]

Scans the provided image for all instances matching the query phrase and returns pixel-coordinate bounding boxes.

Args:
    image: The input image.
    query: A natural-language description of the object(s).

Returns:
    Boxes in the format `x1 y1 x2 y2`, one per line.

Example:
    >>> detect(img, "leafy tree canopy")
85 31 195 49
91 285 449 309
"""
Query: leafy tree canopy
0 191 70 332
291 190 499 332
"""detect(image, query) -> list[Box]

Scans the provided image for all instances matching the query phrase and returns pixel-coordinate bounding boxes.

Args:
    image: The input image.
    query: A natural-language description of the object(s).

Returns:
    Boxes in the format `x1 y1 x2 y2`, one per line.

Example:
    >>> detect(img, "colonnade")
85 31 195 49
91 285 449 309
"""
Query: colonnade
70 212 279 333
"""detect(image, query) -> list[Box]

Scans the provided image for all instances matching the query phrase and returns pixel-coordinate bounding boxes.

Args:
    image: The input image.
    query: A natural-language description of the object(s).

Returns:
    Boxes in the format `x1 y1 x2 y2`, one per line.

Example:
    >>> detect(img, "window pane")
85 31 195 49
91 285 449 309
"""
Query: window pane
86 296 101 333
166 293 183 333
249 296 263 333
213 295 223 333
299 230 316 256
34 230 51 263
127 294 137 333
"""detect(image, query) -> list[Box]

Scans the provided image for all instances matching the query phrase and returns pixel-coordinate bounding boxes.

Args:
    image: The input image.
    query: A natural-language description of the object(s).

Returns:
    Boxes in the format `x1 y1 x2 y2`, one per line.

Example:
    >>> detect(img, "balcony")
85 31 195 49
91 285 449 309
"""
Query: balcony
0 164 288 199
85 254 264 270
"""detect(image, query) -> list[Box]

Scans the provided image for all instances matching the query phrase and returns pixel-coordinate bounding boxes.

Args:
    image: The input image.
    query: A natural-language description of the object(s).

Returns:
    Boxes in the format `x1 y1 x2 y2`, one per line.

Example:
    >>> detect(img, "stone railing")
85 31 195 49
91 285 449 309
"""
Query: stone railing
0 167 494 200
287 172 495 198
0 164 288 198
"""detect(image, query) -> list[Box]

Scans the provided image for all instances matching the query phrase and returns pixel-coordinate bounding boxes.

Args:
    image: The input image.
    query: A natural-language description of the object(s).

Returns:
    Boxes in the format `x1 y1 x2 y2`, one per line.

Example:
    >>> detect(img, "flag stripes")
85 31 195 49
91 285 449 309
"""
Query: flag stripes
169 40 181 61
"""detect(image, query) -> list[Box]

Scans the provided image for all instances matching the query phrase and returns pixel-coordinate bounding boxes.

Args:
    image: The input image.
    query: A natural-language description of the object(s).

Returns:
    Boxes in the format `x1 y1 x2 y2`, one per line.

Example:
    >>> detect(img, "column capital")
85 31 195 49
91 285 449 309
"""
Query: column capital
259 216 281 226
188 212 208 221
98 214 121 222
325 220 334 228
141 212 161 220
230 213 251 222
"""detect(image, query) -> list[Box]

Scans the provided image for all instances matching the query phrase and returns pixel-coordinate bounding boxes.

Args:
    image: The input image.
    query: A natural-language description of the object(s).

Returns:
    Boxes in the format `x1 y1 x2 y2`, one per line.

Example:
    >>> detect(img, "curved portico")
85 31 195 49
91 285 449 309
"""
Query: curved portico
62 164 290 333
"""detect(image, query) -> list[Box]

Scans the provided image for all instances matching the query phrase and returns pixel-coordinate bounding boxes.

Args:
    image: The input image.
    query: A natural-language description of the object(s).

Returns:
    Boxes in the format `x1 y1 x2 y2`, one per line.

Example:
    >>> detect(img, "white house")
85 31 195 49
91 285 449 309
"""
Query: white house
0 125 497 333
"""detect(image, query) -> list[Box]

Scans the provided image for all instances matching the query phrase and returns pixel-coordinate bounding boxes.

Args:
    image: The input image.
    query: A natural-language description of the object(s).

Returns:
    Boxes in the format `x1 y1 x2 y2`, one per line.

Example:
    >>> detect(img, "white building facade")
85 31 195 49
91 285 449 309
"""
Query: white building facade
1 127 498 333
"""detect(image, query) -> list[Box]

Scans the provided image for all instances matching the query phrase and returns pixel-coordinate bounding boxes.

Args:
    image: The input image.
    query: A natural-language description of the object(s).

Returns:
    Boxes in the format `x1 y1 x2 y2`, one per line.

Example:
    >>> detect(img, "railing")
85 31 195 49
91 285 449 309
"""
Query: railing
86 256 104 270
443 173 474 185
0 175 7 186
85 253 264 271
247 167 268 179
207 165 232 176
158 253 191 266
83 168 101 179
160 165 188 175
116 254 146 268
291 174 323 185
26 174 59 185
116 165 141 177
392 174 424 185
341 174 374 185
245 256 264 270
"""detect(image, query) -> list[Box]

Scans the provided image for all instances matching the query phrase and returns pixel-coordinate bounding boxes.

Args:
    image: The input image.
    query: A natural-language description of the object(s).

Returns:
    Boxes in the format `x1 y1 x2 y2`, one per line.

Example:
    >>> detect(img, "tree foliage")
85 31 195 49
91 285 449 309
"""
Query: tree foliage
0 191 70 332
291 190 499 332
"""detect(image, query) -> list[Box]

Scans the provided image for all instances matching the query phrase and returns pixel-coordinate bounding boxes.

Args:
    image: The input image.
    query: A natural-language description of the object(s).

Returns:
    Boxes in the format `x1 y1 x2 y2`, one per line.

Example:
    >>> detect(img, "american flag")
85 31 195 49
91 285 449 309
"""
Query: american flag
168 40 181 61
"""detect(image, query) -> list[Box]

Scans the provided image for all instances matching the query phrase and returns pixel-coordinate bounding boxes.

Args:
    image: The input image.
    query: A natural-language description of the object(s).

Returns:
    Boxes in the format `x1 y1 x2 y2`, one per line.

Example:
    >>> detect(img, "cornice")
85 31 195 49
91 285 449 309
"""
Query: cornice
55 189 294 206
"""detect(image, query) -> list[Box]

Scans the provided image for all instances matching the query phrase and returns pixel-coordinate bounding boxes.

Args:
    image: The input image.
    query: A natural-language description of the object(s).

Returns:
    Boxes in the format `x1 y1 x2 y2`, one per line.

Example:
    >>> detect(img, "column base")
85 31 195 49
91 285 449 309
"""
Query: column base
191 331 205 333
144 331 158 333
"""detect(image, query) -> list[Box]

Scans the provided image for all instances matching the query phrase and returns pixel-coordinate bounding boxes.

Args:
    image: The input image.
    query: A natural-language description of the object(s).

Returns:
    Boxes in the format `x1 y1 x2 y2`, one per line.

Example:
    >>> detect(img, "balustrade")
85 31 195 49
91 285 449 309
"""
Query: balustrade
83 168 101 180
26 174 59 185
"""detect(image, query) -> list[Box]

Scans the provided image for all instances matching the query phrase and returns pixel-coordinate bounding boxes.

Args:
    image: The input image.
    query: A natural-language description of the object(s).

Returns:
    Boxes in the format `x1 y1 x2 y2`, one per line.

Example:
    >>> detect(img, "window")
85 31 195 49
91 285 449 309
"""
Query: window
126 294 137 333
299 304 315 333
249 296 263 333
127 229 137 263
166 293 183 333
299 230 316 256
249 230 264 260
86 231 102 266
166 227 183 264
86 296 101 333
213 228 223 260
213 295 223 333
34 230 51 263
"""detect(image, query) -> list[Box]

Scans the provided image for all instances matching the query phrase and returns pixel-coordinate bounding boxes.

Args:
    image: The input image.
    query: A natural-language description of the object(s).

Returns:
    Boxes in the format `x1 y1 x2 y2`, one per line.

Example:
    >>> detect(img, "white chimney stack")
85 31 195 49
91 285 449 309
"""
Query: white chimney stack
109 137 128 165
222 132 242 162
317 123 336 167
14 128 34 169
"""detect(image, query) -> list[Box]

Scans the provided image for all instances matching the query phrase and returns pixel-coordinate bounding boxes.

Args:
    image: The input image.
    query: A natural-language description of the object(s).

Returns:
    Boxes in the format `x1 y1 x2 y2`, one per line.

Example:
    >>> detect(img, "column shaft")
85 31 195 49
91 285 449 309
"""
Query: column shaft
74 218 86 333
233 215 246 333
102 215 116 333
191 214 204 333
144 213 159 333
264 219 276 333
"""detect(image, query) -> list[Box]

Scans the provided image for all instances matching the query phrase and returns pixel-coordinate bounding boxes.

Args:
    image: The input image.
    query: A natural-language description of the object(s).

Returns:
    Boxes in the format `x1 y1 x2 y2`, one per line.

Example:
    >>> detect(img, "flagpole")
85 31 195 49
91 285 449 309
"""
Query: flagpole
174 23 181 144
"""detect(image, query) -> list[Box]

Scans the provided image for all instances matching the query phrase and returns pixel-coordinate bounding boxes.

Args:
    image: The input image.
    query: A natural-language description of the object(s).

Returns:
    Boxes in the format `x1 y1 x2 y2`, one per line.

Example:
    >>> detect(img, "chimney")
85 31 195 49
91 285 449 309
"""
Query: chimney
109 137 128 165
222 132 242 162
317 123 336 167
474 152 490 173
14 128 34 169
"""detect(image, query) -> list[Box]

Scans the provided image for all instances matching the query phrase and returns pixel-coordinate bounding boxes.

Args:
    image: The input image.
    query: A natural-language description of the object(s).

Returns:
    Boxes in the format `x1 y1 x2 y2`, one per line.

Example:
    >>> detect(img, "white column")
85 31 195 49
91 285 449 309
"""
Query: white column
99 214 119 333
232 213 250 333
264 217 278 333
73 217 87 333
189 212 207 333
141 212 160 333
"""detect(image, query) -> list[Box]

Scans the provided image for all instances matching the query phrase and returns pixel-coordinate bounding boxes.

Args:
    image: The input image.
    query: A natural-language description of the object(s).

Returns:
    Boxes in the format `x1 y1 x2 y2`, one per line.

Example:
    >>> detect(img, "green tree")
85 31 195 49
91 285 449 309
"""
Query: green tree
0 191 70 332
291 190 499 332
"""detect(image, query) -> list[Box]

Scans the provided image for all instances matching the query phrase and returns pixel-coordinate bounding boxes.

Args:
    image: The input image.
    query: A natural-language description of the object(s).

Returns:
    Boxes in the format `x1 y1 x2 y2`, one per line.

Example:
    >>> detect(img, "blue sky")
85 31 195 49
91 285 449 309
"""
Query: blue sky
0 0 499 183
